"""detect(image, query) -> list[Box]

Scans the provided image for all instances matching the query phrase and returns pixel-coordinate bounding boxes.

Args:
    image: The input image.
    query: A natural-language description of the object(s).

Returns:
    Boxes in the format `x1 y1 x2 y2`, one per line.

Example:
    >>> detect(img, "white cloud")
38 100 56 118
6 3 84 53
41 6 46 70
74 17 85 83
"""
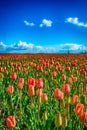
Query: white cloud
24 20 35 26
0 42 7 48
59 43 85 50
65 17 87 27
0 41 87 53
40 19 52 27
18 41 34 48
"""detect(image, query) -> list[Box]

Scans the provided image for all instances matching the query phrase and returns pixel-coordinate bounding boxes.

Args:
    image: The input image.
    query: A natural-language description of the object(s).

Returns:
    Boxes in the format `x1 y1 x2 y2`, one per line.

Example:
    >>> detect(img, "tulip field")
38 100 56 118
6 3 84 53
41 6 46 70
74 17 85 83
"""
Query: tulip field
0 54 87 130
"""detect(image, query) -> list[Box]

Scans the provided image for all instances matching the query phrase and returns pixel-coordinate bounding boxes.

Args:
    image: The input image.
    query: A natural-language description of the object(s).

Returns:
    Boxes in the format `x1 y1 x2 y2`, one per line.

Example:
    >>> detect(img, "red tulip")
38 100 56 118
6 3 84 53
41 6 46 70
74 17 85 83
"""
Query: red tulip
23 67 27 72
10 72 17 80
6 116 16 128
62 74 66 81
72 95 79 104
18 82 23 90
28 85 34 96
52 71 56 77
7 85 14 94
36 78 43 89
66 66 70 71
80 112 87 123
73 77 78 82
28 77 35 86
86 86 87 95
75 103 84 115
19 78 24 84
0 67 3 72
43 70 47 75
85 77 87 83
68 77 72 85
54 88 64 100
72 61 77 67
36 88 42 96
41 93 48 102
17 65 21 70
38 66 43 72
63 84 70 94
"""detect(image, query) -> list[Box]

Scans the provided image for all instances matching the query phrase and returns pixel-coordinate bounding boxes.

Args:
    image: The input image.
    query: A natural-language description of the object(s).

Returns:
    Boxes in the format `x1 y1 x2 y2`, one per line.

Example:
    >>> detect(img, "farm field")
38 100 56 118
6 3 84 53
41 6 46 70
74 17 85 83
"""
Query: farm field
0 54 87 130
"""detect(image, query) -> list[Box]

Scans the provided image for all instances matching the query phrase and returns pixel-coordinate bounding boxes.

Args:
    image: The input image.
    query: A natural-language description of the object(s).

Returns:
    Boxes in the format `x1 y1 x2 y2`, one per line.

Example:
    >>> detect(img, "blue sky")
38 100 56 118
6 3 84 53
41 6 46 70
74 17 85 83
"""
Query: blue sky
0 0 87 53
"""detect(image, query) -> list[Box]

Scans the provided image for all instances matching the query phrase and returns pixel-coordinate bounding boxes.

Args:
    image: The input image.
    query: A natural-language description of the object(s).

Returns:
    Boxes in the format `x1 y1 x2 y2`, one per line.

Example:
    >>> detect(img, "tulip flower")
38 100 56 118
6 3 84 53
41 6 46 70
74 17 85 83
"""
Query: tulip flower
54 88 64 101
62 74 66 81
86 86 87 95
28 85 34 96
63 84 70 94
66 66 70 71
75 103 84 115
72 95 79 104
18 82 23 90
0 67 3 72
23 67 27 73
17 65 21 70
51 71 56 77
55 112 62 128
85 77 87 84
68 77 72 85
80 112 87 123
19 78 24 84
7 85 14 94
10 72 17 80
73 76 78 82
36 88 42 96
41 93 48 102
36 78 43 89
28 77 35 87
6 116 16 129
62 115 67 129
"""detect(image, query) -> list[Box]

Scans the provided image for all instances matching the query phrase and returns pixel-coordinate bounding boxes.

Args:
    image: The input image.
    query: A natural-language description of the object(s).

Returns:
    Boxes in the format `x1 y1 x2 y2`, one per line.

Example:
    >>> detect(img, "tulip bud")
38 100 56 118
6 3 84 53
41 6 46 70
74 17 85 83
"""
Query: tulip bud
67 96 71 104
10 72 17 80
28 85 34 96
43 110 47 121
0 72 4 82
62 115 67 129
38 96 41 105
7 85 14 94
41 93 48 102
36 88 42 96
55 112 62 128
72 95 79 104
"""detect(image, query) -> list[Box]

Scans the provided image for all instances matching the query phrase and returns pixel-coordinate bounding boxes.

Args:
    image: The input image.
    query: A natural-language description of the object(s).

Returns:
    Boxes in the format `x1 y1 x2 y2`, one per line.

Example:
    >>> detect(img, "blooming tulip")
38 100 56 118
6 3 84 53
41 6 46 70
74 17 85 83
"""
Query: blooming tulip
75 103 84 115
80 112 87 123
6 116 16 129
36 78 43 89
54 88 64 100
28 77 35 86
63 84 70 94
